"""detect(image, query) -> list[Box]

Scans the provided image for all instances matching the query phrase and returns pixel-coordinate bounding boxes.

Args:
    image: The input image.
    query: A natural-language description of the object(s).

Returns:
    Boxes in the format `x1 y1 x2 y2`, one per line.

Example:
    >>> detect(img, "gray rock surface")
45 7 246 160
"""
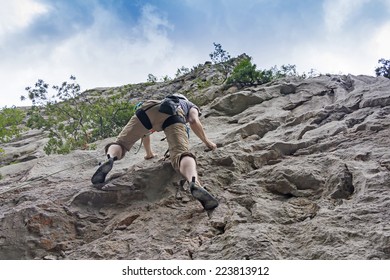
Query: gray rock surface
1 73 390 260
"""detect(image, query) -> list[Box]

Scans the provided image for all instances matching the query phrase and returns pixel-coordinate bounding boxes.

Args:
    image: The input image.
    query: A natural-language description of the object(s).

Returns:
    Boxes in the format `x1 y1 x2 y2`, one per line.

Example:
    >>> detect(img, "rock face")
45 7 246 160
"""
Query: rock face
1 73 390 260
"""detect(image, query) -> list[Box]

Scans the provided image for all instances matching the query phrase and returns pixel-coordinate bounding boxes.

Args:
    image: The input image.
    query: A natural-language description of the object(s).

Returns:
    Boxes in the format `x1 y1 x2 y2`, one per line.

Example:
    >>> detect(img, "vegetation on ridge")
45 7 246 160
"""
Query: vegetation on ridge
0 107 25 144
0 107 26 166
1 43 389 157
375 58 390 79
20 76 135 155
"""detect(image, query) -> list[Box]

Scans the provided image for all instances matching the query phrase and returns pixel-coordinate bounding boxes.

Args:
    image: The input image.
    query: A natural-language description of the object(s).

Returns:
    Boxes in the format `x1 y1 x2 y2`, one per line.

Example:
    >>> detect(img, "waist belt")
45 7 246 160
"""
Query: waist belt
136 107 186 131
162 115 186 130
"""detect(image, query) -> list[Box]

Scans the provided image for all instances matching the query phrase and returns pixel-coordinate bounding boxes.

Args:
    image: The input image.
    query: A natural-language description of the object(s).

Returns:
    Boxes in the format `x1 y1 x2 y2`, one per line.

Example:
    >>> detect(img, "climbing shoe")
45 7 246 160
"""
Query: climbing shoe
189 177 219 211
91 157 115 184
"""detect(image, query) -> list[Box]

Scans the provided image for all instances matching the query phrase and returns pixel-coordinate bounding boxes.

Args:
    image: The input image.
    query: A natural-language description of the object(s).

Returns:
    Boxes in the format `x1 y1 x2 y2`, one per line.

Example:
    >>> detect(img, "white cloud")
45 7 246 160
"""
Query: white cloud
288 18 390 77
299 0 390 76
0 0 49 41
1 0 389 108
49 4 177 85
0 3 191 107
322 0 370 33
368 21 390 59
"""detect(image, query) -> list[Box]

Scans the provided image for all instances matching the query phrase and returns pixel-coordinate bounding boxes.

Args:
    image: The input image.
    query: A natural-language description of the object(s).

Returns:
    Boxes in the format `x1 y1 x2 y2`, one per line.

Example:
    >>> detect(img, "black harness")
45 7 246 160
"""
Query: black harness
135 104 186 131
162 115 186 130
135 106 154 130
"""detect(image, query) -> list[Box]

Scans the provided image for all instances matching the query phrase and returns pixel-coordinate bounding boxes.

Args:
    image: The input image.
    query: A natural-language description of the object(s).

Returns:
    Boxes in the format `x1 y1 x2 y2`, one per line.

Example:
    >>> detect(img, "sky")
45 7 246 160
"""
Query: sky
0 0 389 108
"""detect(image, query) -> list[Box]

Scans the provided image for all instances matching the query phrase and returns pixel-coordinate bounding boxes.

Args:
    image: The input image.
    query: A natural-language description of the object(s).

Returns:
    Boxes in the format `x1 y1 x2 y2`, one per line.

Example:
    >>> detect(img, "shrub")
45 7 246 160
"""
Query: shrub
209 43 234 84
375 58 390 79
226 56 310 87
175 66 190 78
209 43 231 64
270 64 312 79
147 74 157 83
22 76 135 155
226 57 273 87
271 64 298 78
0 106 26 143
160 75 172 82
0 147 4 163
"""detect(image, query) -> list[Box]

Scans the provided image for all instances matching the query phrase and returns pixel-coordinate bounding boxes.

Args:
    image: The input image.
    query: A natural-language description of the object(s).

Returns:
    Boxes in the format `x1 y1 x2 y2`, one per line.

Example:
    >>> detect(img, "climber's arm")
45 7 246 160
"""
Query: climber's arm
188 107 217 150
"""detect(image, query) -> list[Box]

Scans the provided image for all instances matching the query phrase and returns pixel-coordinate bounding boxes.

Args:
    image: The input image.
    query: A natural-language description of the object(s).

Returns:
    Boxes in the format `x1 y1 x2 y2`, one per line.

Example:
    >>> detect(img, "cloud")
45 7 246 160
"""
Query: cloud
0 2 182 107
286 0 389 75
368 21 390 60
322 0 370 33
288 15 390 77
1 0 389 108
51 4 177 84
0 0 49 41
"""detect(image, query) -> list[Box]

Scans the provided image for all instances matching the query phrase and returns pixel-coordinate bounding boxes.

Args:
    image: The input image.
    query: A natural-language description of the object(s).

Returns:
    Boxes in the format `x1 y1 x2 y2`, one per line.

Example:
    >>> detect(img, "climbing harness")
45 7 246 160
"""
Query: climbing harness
136 105 155 130
135 96 190 159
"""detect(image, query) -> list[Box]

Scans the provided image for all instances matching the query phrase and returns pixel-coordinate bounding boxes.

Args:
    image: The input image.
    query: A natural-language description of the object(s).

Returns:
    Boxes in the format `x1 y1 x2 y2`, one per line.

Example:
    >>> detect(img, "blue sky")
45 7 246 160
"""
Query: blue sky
0 0 389 107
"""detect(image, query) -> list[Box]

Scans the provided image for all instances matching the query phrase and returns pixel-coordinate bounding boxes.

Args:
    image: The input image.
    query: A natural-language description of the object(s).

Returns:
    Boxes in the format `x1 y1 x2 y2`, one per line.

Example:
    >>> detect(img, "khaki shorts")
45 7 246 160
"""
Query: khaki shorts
105 100 196 171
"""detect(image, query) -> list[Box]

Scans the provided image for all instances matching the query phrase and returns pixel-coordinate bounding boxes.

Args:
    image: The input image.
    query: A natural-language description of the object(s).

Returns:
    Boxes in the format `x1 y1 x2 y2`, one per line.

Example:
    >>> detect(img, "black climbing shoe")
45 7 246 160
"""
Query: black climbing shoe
189 177 219 211
91 157 114 184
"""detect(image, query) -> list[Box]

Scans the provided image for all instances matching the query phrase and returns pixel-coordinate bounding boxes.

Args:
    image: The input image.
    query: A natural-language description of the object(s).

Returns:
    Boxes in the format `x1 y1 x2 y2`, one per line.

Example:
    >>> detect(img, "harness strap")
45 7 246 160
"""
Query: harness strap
135 103 159 130
136 108 153 130
162 115 186 130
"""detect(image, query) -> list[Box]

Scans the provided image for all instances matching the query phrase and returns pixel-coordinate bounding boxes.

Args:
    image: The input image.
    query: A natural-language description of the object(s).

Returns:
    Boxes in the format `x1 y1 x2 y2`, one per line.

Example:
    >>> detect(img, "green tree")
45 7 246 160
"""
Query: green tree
147 74 157 83
22 76 135 155
271 64 299 78
0 106 25 143
175 66 190 78
160 75 172 82
226 57 273 87
209 43 231 64
209 43 234 84
375 58 390 78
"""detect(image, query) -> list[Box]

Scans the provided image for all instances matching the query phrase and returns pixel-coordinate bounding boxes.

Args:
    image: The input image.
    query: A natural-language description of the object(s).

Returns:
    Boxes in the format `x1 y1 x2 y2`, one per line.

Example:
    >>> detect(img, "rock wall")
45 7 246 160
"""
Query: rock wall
1 74 390 259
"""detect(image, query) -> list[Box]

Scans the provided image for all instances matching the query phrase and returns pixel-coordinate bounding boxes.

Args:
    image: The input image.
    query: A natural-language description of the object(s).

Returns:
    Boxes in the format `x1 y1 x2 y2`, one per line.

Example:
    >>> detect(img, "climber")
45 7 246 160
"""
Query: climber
91 94 219 211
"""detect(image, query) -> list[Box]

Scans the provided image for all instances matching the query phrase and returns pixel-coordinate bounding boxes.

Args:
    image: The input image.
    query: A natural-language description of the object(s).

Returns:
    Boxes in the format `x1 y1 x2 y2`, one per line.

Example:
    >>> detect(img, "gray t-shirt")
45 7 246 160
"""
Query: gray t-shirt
178 99 201 121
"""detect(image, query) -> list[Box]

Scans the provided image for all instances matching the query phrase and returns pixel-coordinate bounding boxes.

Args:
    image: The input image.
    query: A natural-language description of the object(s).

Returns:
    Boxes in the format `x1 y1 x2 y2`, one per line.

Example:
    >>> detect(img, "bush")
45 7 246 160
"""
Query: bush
226 57 273 87
209 43 231 64
0 106 26 143
271 64 298 78
147 74 157 84
22 76 135 155
209 43 234 84
375 58 390 79
226 56 310 87
175 66 190 78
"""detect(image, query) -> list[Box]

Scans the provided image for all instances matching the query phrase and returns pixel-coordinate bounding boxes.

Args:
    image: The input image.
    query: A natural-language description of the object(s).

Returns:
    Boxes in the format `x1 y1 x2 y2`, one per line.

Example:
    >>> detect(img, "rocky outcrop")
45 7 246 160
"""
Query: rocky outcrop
1 73 390 260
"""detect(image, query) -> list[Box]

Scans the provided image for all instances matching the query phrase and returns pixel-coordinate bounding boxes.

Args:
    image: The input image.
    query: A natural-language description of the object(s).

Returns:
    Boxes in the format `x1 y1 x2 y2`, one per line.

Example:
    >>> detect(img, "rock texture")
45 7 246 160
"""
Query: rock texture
1 70 390 260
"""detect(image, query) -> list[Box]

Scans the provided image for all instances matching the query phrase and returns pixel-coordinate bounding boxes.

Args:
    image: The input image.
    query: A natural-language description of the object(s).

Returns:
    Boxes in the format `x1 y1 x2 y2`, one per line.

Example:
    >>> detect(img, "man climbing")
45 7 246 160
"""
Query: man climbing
91 94 219 211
